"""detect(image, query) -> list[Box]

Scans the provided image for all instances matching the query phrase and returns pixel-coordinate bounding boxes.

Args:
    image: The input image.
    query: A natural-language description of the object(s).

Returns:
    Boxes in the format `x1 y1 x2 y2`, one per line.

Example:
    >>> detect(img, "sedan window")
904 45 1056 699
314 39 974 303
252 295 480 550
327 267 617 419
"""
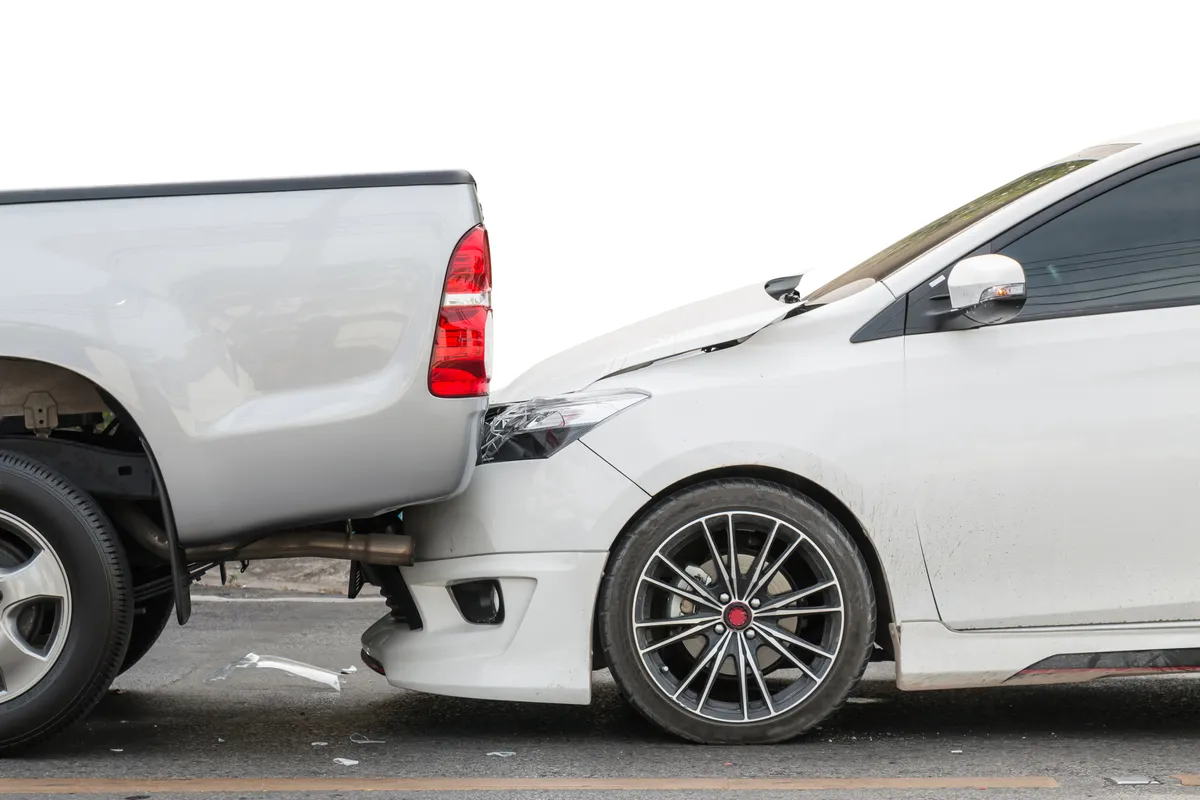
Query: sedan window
999 156 1200 321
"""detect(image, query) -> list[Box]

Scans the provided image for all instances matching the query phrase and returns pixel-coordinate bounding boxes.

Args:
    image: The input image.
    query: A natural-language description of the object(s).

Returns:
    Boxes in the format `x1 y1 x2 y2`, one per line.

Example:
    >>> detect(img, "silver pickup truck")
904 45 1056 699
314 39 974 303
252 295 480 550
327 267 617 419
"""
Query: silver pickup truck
0 171 490 750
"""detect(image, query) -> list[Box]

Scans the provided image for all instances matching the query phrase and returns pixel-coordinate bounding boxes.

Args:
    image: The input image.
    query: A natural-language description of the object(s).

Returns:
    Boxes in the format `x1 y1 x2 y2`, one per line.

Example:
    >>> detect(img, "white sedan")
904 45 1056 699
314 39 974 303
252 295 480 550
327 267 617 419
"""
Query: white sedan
363 120 1200 744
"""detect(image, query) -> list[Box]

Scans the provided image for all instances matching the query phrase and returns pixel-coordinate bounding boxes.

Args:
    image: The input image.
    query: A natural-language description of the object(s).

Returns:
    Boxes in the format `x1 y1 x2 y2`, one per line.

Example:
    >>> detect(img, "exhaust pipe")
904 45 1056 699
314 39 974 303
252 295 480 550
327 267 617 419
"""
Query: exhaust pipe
108 501 414 566
188 531 413 565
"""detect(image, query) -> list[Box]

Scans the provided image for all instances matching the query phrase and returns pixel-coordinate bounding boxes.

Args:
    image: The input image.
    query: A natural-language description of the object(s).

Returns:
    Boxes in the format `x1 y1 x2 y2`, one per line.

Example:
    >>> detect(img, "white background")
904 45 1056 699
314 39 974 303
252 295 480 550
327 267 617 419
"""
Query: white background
2 1 1197 389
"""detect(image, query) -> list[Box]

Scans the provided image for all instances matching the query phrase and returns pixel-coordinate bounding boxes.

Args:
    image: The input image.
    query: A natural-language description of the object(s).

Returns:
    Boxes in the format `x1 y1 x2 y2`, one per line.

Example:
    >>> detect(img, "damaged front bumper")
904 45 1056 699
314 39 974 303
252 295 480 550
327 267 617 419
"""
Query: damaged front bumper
360 551 608 704
359 441 649 704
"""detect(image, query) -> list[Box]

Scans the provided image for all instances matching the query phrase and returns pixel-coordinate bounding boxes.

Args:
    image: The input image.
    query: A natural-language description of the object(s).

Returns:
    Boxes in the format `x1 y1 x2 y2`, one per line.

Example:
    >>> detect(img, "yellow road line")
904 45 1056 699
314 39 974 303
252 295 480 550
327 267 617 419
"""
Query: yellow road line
0 776 1060 793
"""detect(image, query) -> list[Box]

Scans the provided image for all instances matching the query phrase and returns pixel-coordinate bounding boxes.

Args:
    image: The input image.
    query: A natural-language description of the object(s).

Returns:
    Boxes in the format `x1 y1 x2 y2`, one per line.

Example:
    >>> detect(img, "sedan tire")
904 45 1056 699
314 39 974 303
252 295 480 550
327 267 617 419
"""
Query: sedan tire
599 478 875 744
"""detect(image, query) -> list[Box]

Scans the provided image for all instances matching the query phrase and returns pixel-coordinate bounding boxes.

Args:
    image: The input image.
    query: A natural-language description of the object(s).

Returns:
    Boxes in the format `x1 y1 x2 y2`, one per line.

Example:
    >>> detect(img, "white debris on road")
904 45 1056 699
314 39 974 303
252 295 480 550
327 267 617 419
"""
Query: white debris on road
206 653 342 692
350 733 385 744
1106 776 1159 785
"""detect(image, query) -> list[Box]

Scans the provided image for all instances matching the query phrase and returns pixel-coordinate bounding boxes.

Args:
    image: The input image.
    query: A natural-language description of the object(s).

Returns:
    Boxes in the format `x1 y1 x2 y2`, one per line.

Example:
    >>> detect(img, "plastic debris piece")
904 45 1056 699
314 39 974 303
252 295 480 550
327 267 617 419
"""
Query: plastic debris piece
846 697 886 704
341 666 358 675
110 749 124 753
350 733 385 744
217 738 225 743
950 749 963 754
206 652 342 692
487 751 516 758
1106 776 1158 786
333 758 359 766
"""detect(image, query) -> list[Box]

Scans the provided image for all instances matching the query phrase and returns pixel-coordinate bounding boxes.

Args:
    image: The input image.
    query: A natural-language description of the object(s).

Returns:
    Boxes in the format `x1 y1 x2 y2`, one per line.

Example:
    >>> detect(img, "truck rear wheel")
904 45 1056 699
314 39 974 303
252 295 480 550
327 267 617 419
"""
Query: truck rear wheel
0 453 132 753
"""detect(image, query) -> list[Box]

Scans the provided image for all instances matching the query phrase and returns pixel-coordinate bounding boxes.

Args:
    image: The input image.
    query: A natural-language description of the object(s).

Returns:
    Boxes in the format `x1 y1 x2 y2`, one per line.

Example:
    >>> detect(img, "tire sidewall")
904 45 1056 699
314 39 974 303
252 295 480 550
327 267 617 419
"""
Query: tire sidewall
0 457 130 743
601 479 875 744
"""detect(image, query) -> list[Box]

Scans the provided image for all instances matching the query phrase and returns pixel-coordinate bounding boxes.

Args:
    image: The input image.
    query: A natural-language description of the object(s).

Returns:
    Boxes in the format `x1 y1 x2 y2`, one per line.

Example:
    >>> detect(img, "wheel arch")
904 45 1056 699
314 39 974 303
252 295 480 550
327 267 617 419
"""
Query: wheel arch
592 464 895 669
0 356 171 540
0 356 149 434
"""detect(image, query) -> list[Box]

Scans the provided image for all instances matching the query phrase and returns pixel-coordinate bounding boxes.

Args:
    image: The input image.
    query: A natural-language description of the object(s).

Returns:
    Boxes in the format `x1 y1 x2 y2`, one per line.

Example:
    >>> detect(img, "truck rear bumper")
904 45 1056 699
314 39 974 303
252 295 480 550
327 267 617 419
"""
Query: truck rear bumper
360 551 607 704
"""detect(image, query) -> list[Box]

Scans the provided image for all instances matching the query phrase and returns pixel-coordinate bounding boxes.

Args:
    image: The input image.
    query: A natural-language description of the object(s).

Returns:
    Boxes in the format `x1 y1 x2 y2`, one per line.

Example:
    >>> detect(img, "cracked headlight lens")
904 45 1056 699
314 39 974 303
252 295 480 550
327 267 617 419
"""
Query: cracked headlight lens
479 388 649 463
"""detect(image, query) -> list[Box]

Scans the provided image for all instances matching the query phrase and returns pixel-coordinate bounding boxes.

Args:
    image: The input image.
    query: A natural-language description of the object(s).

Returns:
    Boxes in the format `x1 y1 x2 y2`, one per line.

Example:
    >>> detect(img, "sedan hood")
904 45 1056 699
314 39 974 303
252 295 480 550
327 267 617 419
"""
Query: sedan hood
495 278 799 402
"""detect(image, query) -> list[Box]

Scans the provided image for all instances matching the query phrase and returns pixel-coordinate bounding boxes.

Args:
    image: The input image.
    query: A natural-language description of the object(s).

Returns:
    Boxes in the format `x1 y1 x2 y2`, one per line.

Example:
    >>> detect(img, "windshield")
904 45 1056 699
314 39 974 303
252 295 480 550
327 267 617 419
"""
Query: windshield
801 147 1132 305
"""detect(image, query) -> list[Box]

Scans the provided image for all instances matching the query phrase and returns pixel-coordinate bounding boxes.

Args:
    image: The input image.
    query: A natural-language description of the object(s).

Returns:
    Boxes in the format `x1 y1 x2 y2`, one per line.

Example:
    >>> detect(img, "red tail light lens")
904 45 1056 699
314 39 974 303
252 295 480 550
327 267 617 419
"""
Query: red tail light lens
444 226 491 295
430 225 492 398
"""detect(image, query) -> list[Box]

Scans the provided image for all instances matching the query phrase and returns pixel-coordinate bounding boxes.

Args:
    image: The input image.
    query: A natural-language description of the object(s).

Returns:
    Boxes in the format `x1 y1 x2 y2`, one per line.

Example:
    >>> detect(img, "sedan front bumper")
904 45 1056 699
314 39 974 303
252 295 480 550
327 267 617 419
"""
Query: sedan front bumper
361 551 608 704
360 442 650 705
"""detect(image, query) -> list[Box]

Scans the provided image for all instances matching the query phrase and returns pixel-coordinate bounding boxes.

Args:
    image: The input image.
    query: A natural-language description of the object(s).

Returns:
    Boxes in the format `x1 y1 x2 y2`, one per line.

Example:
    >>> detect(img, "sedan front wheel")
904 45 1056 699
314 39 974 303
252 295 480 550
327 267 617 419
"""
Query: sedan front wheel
599 479 875 744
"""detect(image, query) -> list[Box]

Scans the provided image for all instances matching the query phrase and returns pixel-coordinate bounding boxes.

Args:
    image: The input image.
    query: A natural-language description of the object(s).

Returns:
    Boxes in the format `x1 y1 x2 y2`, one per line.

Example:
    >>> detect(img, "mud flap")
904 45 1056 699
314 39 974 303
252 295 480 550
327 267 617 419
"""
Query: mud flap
140 435 190 625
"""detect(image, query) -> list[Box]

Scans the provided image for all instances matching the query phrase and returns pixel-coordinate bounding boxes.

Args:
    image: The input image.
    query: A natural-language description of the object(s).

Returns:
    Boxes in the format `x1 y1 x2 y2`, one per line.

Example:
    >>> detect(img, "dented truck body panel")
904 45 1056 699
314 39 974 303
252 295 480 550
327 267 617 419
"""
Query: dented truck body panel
0 175 486 544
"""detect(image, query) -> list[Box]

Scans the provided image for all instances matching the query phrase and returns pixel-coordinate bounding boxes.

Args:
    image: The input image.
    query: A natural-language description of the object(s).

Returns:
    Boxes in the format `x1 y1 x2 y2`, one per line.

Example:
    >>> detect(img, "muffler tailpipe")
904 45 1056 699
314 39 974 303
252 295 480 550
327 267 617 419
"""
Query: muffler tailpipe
189 531 414 566
109 501 414 566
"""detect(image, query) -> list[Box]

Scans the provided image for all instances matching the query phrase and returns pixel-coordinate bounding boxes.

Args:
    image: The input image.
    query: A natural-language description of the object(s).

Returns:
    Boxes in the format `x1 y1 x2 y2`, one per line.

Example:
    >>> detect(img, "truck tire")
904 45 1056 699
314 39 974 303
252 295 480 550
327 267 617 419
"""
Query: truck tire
0 452 132 753
119 593 174 676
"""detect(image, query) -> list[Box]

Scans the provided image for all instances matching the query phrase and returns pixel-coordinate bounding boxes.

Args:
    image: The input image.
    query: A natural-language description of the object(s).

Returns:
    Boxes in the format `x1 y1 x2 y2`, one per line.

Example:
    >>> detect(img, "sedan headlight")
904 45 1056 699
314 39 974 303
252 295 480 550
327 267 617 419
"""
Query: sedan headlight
479 388 649 464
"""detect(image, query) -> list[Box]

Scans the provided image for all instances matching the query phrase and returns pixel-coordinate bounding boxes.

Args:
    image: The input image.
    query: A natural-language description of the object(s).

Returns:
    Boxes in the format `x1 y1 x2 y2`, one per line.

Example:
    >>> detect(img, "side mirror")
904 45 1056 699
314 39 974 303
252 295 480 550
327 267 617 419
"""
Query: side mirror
947 254 1027 325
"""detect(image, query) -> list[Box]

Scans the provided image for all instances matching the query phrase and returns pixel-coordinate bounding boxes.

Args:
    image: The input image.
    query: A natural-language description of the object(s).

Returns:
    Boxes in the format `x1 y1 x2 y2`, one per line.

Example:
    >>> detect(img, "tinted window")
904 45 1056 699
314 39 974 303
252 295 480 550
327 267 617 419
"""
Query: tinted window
998 156 1200 321
806 160 1093 305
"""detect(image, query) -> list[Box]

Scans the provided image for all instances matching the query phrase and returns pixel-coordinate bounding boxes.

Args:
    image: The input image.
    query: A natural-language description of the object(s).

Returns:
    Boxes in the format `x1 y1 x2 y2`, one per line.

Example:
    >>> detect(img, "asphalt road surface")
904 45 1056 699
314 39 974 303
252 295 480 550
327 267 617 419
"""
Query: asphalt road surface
6 588 1200 800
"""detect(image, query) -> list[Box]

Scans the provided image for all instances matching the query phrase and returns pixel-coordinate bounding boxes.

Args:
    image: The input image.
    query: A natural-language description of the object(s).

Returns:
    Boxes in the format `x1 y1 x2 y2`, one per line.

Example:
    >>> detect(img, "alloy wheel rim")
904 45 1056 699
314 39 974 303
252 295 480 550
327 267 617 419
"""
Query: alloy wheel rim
632 511 843 723
0 510 72 704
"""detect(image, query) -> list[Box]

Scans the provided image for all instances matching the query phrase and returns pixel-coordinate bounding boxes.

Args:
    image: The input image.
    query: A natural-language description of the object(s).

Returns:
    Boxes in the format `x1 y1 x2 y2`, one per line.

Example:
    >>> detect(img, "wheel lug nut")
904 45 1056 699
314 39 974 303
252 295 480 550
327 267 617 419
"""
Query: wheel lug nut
746 629 757 640
750 598 761 609
719 593 730 603
715 624 725 635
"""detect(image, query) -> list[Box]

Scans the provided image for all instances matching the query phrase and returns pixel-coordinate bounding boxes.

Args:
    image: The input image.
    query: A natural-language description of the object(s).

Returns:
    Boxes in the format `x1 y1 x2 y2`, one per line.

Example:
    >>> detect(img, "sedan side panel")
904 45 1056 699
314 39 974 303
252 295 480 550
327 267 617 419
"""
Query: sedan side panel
582 283 941 625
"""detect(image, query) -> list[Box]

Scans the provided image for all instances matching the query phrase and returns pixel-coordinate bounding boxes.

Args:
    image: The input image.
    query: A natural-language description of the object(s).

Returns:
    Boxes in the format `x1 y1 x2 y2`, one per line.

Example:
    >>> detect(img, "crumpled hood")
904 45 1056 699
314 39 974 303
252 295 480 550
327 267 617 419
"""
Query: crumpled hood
495 279 796 402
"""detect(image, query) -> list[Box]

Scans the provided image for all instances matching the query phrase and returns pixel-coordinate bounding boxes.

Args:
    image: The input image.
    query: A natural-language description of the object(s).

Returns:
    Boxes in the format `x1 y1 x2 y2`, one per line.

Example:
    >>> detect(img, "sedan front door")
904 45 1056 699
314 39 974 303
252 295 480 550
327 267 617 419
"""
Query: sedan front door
905 153 1200 629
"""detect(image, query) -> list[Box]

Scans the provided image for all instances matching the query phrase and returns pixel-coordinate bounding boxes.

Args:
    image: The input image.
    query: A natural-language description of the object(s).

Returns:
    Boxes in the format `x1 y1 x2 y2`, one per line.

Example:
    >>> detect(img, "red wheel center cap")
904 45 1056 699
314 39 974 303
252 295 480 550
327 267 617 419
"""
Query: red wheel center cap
724 602 752 631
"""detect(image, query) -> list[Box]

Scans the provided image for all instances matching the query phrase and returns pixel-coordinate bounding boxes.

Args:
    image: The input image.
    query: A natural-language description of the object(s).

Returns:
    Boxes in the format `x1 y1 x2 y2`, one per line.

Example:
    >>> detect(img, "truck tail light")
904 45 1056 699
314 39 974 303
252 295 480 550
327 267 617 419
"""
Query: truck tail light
429 224 492 398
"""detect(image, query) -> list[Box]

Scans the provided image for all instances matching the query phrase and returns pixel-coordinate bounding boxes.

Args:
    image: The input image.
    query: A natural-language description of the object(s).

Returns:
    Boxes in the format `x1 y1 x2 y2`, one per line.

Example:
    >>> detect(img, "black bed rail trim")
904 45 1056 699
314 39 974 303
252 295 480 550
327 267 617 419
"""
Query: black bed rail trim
0 170 476 206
